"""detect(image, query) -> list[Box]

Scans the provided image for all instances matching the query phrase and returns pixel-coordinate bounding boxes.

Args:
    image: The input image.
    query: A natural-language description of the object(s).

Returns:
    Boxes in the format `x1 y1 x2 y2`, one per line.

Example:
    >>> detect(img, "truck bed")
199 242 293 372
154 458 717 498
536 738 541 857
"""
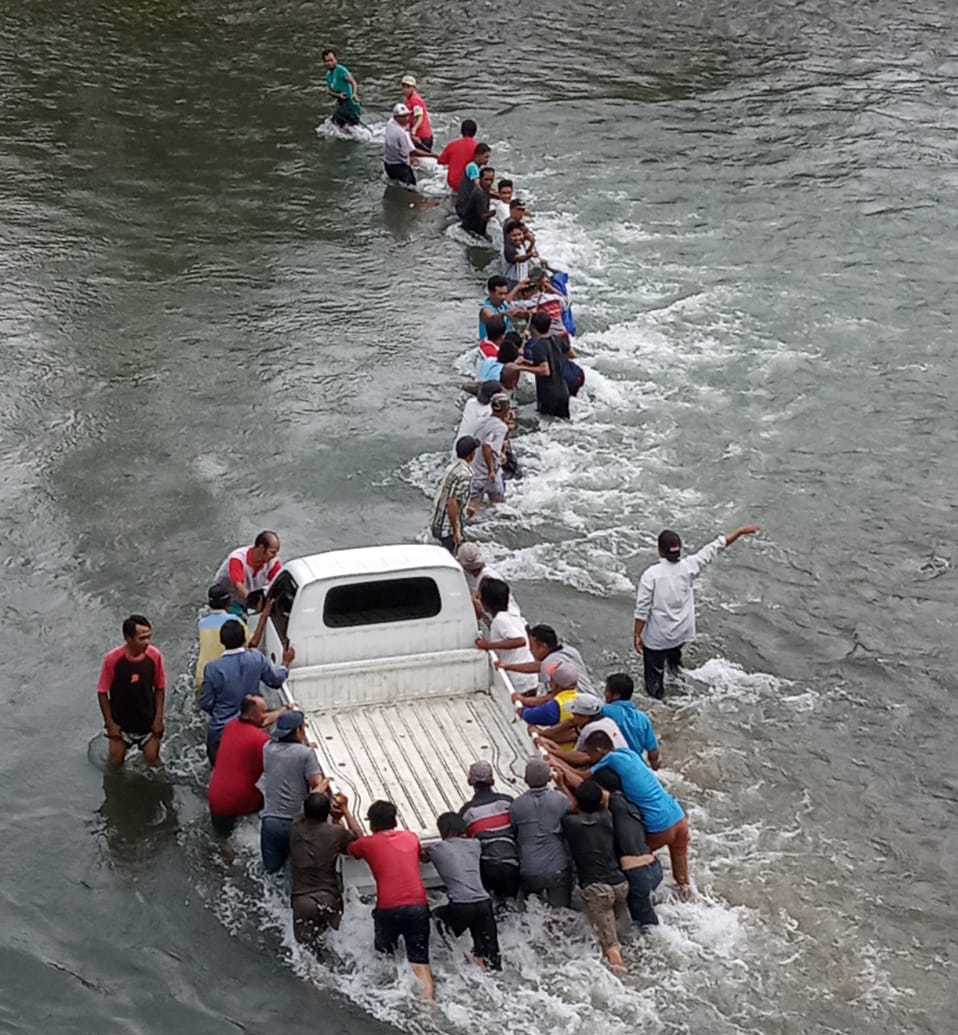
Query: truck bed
304 688 531 842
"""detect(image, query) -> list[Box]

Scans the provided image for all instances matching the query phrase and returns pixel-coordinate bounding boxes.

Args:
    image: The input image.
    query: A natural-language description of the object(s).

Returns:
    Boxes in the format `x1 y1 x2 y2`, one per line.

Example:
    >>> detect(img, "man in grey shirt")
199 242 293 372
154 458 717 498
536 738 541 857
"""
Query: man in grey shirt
383 103 433 187
259 710 328 873
509 757 572 907
426 812 501 969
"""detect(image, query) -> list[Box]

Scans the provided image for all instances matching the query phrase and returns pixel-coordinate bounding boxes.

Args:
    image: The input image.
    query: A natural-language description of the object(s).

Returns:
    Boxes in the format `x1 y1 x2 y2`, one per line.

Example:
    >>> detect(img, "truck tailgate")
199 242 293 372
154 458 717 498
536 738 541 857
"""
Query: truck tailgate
304 689 531 842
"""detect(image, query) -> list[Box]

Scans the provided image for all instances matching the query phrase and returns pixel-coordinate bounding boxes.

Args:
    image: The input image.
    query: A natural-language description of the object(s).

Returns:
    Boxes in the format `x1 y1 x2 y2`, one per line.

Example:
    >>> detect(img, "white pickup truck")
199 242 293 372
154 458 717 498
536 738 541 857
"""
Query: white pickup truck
258 544 534 881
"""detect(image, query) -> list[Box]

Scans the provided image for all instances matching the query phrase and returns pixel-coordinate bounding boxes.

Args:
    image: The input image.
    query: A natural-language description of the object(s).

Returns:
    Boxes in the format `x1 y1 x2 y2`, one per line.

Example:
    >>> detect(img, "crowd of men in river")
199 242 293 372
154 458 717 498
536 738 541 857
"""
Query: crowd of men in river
93 55 762 998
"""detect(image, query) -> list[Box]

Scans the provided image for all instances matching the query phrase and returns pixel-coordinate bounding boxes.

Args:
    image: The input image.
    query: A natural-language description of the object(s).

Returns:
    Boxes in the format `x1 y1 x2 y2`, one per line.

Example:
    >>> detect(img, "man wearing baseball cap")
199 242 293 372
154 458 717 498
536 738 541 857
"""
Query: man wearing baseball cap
259 710 329 873
536 692 629 769
634 523 761 699
399 74 433 151
468 392 513 507
458 760 520 902
511 660 581 745
509 757 572 907
383 103 433 187
429 435 479 553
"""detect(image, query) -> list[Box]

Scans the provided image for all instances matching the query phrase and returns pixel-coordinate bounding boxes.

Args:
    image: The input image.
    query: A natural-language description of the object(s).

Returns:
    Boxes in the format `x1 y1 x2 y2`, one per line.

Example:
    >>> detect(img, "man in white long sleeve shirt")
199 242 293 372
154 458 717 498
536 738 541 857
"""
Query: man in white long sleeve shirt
633 524 761 699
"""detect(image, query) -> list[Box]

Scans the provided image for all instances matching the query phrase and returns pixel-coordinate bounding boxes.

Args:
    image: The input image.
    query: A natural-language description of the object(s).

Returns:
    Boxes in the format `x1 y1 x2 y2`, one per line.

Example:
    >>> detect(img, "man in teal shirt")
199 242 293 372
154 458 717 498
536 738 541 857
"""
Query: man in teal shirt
322 49 361 128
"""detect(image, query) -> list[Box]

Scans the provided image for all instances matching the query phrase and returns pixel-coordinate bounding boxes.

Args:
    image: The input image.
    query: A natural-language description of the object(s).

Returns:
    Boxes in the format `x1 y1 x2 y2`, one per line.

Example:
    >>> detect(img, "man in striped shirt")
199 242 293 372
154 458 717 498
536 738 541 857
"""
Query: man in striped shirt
429 436 479 553
458 761 520 903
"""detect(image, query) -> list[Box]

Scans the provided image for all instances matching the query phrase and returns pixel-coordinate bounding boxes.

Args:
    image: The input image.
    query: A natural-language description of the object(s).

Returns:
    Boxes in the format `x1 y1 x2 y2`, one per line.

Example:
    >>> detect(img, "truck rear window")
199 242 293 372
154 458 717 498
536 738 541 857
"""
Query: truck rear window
323 577 442 628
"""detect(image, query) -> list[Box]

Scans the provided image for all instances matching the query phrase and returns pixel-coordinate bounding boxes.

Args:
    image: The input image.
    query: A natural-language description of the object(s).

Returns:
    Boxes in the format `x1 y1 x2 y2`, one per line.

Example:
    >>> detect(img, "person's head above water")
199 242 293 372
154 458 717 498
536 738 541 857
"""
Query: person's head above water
321 49 338 70
507 223 525 247
604 672 635 702
122 614 152 654
484 315 506 343
367 800 398 833
208 584 231 610
527 623 559 660
478 167 495 189
583 729 615 758
657 529 682 563
498 179 514 203
304 792 332 823
219 619 246 651
437 812 468 839
479 577 510 617
461 118 477 138
486 274 510 304
251 530 280 566
400 74 417 99
474 143 491 166
530 311 552 336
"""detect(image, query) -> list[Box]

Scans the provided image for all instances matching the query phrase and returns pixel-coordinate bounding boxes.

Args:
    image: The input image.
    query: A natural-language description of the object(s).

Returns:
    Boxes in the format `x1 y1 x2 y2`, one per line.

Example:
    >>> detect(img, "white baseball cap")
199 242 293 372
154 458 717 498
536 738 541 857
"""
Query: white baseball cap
393 103 410 117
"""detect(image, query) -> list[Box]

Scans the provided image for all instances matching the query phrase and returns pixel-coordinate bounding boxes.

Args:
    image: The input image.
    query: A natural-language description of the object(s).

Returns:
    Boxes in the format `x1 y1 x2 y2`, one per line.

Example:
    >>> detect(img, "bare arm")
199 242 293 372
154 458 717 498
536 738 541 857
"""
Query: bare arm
537 718 578 744
647 748 662 770
446 498 464 543
98 693 121 737
247 600 272 649
345 72 359 100
308 774 332 794
481 442 496 478
477 635 526 651
151 687 165 738
494 658 540 673
549 753 590 788
724 524 762 546
634 616 646 653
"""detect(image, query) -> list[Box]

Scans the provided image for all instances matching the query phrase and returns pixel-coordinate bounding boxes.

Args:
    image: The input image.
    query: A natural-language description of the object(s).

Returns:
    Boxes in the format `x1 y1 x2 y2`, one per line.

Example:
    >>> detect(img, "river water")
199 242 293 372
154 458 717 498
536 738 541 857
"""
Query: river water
1 0 956 1032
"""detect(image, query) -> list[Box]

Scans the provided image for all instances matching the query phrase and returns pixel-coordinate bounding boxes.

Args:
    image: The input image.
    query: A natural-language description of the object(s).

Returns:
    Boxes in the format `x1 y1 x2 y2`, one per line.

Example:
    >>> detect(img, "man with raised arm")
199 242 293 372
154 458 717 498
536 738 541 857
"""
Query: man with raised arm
633 524 761 699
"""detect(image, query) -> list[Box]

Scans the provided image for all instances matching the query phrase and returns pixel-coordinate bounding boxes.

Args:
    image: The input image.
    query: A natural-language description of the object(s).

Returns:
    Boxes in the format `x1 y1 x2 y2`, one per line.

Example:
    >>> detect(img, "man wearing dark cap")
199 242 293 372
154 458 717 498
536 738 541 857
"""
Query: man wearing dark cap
430 436 479 553
459 760 520 902
634 524 761 699
259 710 329 872
509 756 572 907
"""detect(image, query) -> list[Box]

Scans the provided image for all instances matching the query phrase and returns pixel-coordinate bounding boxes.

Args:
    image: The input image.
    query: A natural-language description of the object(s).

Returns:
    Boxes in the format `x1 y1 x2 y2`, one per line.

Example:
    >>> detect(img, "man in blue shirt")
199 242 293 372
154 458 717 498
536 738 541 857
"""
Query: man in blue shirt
322 49 361 129
551 731 691 893
600 673 661 770
200 620 295 764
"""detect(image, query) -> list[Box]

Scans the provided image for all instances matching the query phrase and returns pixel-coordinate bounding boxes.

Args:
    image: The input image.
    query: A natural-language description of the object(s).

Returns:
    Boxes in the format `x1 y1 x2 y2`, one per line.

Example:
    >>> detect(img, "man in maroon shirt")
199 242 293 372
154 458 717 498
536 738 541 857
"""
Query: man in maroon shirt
97 614 166 766
348 800 434 998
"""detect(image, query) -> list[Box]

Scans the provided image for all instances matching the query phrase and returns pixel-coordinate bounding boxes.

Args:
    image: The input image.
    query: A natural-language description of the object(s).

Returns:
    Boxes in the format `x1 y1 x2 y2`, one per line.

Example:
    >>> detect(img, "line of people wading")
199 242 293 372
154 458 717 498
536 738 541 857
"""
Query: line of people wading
94 52 763 999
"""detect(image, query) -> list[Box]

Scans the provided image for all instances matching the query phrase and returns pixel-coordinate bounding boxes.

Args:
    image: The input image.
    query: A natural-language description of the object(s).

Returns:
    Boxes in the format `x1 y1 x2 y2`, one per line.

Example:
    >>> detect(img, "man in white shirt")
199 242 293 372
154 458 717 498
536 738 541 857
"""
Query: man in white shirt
383 103 432 187
634 524 761 699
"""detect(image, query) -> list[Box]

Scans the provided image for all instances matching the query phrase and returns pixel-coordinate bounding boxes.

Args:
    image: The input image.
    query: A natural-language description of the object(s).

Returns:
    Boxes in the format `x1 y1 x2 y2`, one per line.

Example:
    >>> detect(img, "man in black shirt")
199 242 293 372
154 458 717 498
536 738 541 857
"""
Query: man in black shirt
460 167 496 239
559 777 630 973
522 312 571 418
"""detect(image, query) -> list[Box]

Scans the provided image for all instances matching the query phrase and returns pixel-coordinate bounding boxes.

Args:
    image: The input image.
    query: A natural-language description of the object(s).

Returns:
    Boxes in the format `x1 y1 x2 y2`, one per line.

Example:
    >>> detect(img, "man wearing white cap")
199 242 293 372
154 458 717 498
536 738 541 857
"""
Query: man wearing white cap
399 74 433 151
456 541 522 617
537 692 628 768
383 103 434 187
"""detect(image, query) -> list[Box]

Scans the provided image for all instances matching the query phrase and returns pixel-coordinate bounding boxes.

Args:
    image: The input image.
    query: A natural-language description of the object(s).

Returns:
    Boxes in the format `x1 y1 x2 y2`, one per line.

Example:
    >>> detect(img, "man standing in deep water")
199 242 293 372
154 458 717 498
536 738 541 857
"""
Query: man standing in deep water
633 524 761 698
97 614 166 765
322 49 361 129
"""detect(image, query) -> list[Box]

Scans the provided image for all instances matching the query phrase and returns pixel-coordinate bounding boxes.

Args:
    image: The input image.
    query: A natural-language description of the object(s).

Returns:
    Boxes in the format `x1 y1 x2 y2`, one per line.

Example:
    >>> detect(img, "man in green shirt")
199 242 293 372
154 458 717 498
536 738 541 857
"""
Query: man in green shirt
322 49 361 129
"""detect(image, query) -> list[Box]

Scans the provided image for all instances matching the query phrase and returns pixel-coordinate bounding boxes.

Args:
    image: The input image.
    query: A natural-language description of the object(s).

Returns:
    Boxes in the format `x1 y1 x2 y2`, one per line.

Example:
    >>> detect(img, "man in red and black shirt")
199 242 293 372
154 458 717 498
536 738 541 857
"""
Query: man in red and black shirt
97 614 166 765
212 531 282 609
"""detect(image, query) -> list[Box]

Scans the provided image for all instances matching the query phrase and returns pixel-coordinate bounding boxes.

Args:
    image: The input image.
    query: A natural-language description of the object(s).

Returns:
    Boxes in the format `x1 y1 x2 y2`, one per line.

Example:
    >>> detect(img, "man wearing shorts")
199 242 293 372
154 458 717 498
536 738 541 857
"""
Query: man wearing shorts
348 800 435 998
97 614 166 766
469 393 511 506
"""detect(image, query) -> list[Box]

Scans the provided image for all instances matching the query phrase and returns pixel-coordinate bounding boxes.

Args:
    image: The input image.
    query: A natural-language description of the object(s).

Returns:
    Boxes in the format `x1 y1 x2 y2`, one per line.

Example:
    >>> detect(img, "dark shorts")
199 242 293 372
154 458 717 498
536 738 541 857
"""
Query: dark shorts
480 858 521 901
293 891 343 948
373 903 431 964
384 161 416 186
210 813 236 839
433 898 501 969
416 135 433 152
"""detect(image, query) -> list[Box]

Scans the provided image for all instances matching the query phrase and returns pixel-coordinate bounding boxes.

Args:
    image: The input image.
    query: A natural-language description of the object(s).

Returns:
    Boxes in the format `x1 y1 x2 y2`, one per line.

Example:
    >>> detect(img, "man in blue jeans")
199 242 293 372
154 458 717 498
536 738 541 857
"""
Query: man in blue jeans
258 711 328 873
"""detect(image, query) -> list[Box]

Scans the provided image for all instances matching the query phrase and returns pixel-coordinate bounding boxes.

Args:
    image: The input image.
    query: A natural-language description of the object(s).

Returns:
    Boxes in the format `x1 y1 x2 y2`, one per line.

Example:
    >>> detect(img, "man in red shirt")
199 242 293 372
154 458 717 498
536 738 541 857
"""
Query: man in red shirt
97 614 166 766
437 118 478 192
400 74 433 152
348 800 434 998
207 693 275 838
